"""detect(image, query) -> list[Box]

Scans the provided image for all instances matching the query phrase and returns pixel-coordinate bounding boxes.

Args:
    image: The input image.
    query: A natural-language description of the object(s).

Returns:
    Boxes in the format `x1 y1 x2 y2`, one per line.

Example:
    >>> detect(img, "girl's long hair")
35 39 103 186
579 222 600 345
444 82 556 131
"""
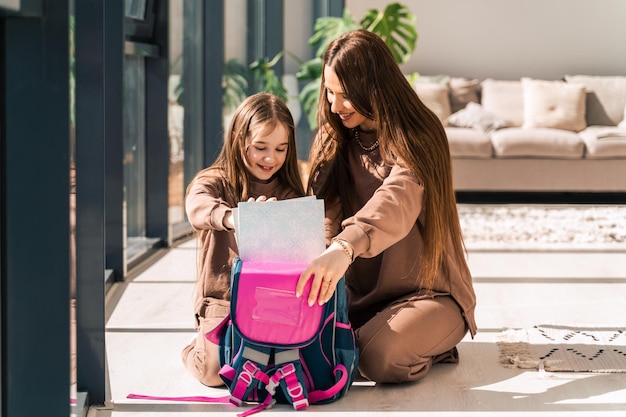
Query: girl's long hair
187 92 305 203
308 29 468 290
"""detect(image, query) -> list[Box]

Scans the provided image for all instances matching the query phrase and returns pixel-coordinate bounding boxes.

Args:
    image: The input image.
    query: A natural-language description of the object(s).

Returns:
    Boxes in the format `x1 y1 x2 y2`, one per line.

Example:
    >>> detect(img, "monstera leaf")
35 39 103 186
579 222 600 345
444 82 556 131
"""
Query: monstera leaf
298 2 418 130
308 9 359 58
360 3 417 64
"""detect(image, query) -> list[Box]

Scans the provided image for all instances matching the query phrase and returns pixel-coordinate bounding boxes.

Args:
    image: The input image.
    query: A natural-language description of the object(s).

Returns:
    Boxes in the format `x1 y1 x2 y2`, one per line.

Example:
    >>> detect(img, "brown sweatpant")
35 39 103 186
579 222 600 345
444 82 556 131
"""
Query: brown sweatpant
181 298 229 387
355 294 467 384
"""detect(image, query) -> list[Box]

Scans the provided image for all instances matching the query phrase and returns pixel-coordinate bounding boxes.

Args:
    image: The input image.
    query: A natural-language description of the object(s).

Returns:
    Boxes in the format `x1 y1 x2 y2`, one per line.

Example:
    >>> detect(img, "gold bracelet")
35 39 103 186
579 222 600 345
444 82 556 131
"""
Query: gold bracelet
332 238 354 263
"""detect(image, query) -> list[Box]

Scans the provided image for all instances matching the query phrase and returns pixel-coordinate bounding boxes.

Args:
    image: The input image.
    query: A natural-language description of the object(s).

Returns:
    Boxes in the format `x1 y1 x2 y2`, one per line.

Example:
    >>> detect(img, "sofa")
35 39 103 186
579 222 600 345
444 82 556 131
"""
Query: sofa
413 75 626 193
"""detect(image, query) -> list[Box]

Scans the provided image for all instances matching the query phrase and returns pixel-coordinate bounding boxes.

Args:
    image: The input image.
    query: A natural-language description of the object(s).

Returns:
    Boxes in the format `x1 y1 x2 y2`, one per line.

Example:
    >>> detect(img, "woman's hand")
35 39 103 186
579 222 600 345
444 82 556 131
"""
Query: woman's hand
296 241 352 306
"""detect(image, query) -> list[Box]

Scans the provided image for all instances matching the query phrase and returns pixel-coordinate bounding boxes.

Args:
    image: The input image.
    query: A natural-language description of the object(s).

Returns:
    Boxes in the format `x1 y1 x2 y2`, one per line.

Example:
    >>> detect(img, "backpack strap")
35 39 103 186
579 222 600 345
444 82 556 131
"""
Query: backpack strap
229 360 270 406
308 363 349 403
126 393 231 403
228 349 309 416
269 349 309 410
272 362 309 410
231 346 311 412
227 346 272 406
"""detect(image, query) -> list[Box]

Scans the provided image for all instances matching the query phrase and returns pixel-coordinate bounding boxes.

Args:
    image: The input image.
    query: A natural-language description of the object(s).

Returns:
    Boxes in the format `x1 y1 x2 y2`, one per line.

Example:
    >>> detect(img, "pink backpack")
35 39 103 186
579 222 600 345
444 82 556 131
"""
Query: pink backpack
208 257 359 415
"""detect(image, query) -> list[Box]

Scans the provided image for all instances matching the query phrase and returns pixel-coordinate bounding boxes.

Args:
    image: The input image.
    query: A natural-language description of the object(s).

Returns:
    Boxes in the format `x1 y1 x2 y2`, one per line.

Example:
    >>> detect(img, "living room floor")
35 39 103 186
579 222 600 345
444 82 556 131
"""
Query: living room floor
86 236 626 416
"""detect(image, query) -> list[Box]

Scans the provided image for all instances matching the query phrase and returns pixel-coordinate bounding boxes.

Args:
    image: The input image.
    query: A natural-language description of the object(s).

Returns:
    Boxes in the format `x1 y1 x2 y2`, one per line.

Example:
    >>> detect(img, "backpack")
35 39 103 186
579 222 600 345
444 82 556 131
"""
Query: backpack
205 257 359 415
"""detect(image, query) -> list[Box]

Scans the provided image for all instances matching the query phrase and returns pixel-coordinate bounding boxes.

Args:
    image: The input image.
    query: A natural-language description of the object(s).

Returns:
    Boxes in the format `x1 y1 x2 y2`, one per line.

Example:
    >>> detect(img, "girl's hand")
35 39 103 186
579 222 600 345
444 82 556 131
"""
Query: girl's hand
296 241 352 306
224 211 235 230
247 195 278 202
227 196 278 230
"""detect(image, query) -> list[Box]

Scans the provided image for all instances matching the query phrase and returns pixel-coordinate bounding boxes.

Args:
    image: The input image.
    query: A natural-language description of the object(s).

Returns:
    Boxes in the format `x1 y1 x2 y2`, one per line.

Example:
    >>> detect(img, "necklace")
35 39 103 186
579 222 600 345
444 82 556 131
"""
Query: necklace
353 128 379 152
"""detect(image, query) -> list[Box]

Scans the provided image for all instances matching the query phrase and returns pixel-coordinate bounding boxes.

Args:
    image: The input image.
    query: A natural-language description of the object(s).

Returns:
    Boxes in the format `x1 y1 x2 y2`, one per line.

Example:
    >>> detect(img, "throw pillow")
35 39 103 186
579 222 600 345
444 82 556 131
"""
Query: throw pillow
522 78 587 132
446 102 509 133
449 77 480 113
480 79 524 127
565 75 626 126
413 82 452 123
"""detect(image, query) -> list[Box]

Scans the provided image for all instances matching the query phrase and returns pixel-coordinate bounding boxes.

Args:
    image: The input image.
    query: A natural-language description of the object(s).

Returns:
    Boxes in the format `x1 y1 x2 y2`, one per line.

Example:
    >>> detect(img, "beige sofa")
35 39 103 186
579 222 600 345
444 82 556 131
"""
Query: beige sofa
414 75 626 192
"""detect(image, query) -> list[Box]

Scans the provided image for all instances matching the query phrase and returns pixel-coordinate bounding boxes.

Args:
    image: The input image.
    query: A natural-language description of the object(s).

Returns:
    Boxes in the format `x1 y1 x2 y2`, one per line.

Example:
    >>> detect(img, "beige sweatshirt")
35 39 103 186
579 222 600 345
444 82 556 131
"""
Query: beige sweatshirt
319 141 477 335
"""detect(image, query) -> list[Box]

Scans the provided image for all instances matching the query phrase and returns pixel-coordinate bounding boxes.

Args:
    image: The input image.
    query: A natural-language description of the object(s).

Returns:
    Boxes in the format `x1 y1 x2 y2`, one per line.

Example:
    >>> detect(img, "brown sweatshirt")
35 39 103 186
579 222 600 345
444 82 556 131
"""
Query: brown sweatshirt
320 141 477 336
185 169 302 324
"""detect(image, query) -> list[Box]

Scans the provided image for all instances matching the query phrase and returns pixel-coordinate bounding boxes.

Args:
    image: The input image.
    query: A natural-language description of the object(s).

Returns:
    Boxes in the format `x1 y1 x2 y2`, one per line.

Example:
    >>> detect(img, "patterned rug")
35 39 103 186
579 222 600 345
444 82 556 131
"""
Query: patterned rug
458 204 626 250
497 325 626 373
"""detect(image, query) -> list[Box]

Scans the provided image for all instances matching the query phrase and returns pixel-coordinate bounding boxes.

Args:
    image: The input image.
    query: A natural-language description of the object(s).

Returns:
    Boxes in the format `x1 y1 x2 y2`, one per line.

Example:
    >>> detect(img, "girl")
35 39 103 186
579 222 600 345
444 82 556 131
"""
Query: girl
296 30 477 384
182 92 305 387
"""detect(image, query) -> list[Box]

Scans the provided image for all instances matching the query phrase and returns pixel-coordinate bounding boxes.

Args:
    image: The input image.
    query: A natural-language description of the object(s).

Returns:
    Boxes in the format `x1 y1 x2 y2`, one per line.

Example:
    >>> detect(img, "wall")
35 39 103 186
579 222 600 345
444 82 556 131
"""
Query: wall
346 0 626 80
225 0 247 63
284 0 315 74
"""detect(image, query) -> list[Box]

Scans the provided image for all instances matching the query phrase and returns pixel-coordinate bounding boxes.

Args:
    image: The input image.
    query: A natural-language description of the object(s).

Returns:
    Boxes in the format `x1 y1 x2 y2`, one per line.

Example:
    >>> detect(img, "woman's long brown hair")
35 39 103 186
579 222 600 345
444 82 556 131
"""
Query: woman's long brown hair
308 29 468 290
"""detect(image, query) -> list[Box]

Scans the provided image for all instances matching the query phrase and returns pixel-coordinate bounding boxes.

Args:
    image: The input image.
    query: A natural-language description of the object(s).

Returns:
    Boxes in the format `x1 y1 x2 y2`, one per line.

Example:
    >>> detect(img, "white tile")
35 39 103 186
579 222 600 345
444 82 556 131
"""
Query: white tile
132 246 198 283
106 332 210 401
106 282 195 329
467 251 626 279
474 281 626 330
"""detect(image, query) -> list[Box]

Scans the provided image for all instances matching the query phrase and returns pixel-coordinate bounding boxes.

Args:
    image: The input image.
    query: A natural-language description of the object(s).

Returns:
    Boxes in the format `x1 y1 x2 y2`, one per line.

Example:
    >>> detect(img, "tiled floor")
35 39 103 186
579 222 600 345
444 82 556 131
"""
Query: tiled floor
88 235 626 416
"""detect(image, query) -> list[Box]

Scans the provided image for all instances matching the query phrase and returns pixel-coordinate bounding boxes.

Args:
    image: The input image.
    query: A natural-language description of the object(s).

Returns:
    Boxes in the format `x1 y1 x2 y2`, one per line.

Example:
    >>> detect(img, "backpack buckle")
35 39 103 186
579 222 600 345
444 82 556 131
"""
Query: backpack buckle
292 398 309 410
265 378 279 396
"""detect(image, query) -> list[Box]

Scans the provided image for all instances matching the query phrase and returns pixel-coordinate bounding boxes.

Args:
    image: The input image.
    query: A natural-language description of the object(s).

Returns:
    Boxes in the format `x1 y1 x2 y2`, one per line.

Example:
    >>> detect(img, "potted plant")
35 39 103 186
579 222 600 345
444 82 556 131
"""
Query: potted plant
297 2 418 130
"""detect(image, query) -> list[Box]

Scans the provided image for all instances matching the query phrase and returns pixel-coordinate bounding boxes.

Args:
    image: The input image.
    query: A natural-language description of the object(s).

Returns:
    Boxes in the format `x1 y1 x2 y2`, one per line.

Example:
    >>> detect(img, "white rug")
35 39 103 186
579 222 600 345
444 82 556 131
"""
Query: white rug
458 204 626 251
497 325 626 373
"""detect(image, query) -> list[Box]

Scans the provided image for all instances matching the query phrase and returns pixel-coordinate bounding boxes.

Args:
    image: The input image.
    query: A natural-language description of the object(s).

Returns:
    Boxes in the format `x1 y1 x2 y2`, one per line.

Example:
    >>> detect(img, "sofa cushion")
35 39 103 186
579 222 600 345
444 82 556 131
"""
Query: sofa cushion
578 126 626 159
413 82 452 124
446 102 509 133
521 78 587 132
490 127 584 158
565 75 626 126
445 127 493 158
480 79 524 127
619 103 626 129
449 77 480 113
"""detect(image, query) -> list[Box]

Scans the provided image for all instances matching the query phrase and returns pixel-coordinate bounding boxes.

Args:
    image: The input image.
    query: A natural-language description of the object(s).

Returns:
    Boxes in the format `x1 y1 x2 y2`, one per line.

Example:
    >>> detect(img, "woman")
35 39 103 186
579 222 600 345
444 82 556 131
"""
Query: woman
296 30 477 384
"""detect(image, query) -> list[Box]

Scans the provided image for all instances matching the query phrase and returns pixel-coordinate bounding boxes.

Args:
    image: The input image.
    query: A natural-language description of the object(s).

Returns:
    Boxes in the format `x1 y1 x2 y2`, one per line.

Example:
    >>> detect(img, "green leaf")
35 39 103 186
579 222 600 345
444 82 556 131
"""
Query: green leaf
296 58 323 130
295 57 323 83
248 54 288 102
360 3 417 64
309 10 359 58
405 71 421 85
222 59 249 114
299 77 322 130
